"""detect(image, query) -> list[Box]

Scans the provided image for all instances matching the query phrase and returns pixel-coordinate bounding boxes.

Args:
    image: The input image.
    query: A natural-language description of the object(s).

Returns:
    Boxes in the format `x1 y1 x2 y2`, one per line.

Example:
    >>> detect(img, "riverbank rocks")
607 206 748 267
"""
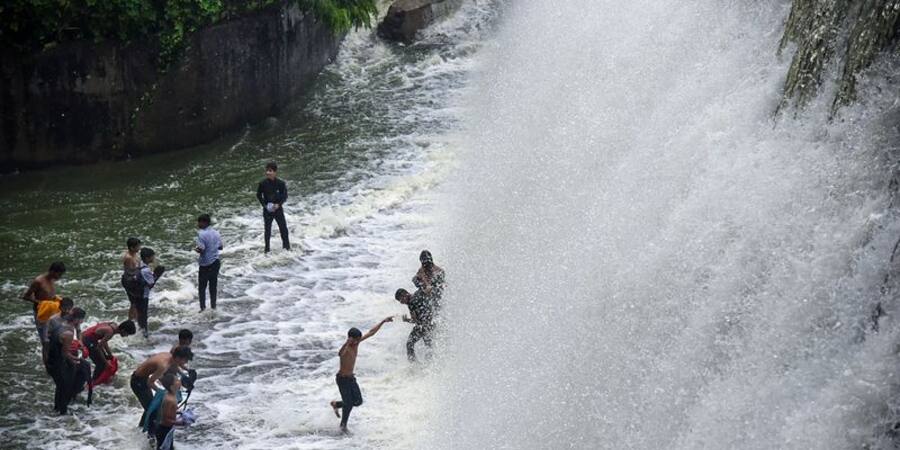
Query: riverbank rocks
0 3 343 173
377 0 463 42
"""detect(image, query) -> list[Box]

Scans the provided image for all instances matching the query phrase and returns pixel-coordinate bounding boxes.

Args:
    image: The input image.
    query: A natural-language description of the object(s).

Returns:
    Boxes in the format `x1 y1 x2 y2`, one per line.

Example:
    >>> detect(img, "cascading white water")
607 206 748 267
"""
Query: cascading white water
429 0 900 448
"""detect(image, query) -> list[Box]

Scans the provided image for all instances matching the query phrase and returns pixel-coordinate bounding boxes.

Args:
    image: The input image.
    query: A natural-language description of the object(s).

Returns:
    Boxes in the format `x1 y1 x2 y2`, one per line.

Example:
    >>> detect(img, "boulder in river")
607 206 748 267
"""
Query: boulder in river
377 0 463 42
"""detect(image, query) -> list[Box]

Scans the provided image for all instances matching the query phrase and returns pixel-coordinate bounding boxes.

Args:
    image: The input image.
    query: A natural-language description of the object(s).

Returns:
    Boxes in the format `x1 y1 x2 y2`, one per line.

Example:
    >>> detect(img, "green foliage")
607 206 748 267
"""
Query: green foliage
0 0 160 52
0 0 378 55
299 0 379 33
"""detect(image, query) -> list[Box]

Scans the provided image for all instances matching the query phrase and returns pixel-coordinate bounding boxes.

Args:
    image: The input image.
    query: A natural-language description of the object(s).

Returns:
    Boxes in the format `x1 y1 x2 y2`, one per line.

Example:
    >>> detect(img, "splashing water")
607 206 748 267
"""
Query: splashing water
428 1 900 449
3 0 900 449
0 2 496 448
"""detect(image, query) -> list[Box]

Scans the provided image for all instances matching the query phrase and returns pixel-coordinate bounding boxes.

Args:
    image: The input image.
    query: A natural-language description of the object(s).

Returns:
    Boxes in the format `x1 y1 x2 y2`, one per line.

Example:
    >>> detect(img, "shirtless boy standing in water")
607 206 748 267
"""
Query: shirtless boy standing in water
22 262 66 319
22 262 66 360
122 238 142 324
329 317 393 433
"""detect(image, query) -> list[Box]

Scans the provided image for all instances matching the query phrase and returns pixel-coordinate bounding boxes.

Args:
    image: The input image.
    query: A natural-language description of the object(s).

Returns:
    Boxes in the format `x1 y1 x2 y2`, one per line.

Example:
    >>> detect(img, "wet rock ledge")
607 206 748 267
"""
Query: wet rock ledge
377 0 464 42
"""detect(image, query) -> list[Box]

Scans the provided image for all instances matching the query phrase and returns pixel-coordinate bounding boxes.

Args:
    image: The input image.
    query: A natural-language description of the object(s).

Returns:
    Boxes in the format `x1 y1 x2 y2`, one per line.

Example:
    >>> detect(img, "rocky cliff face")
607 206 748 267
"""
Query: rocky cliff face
778 0 900 113
0 3 343 173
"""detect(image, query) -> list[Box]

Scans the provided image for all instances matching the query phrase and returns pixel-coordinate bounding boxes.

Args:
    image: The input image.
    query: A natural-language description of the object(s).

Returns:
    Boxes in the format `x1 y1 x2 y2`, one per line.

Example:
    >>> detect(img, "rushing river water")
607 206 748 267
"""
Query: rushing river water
0 3 495 448
4 0 900 449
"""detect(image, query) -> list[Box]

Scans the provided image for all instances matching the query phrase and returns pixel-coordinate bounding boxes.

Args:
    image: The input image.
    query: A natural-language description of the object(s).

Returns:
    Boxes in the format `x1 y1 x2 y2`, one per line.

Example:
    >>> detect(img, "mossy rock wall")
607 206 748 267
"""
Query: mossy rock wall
779 0 900 113
0 3 343 172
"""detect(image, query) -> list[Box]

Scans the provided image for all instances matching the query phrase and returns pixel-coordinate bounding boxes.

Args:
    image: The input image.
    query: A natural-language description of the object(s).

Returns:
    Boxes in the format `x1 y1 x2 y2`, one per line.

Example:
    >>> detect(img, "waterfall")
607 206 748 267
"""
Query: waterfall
430 0 900 448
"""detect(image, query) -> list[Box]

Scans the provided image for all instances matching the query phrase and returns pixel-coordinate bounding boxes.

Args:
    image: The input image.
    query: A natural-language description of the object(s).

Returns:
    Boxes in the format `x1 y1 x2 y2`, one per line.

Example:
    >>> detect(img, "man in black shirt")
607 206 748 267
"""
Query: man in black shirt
395 288 434 362
256 161 291 253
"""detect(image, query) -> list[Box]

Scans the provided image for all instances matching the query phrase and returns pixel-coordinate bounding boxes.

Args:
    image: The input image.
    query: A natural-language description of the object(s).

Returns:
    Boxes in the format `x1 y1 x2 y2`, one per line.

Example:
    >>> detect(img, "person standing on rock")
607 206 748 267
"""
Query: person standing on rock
256 161 291 253
195 213 222 312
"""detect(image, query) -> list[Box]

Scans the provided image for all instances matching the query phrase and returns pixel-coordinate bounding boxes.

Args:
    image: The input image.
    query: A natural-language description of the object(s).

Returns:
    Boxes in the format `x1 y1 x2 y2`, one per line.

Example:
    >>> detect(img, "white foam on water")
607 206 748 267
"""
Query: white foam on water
0 2 496 449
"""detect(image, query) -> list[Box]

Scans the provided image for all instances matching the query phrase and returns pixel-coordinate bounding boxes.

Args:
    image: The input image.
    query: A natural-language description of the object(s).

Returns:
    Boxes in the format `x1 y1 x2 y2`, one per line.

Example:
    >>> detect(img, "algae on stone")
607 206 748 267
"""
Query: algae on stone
778 0 900 114
777 0 850 113
833 0 900 110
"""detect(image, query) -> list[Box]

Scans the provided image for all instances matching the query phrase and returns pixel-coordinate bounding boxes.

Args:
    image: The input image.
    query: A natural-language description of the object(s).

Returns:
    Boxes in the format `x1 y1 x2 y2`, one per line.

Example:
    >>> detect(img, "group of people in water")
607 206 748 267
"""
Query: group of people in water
18 161 446 446
22 254 198 449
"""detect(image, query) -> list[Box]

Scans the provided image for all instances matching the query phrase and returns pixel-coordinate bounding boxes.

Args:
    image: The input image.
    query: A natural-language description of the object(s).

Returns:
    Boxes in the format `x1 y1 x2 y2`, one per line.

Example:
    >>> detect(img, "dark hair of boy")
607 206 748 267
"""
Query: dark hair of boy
197 214 211 225
68 308 86 320
348 328 362 339
49 261 66 275
127 237 141 249
140 248 155 261
171 345 193 360
59 297 74 310
265 161 278 172
178 329 194 342
160 372 178 391
119 320 137 335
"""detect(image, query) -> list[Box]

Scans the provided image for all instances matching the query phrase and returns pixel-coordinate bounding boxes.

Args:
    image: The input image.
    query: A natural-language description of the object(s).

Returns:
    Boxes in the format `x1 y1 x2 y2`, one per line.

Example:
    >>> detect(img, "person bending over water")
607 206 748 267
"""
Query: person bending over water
329 317 393 433
82 320 136 382
131 346 193 412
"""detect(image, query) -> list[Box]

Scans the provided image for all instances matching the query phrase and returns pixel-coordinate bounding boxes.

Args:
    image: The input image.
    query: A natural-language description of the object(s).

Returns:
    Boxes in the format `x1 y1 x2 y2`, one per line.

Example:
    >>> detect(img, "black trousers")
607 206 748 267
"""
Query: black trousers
155 424 174 449
48 360 75 414
406 324 434 362
136 297 149 331
198 259 220 310
128 291 149 331
131 373 153 409
263 209 290 252
335 374 363 427
48 358 90 413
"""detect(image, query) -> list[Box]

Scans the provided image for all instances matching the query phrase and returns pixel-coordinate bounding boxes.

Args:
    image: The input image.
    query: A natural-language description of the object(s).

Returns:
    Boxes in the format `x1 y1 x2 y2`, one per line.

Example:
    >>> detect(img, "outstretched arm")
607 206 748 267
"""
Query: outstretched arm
360 316 393 342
